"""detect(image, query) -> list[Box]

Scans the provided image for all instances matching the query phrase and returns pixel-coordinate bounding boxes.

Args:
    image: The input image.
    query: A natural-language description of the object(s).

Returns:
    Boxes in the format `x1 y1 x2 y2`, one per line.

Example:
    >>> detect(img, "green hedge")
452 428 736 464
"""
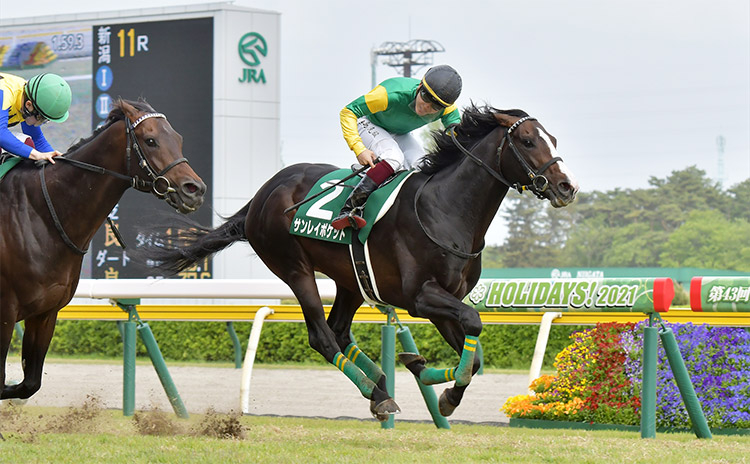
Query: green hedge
10 320 583 369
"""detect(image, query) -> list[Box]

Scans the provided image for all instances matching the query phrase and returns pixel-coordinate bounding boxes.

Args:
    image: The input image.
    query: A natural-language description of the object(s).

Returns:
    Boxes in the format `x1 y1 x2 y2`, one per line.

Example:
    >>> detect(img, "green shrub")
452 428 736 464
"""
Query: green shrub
4 319 584 371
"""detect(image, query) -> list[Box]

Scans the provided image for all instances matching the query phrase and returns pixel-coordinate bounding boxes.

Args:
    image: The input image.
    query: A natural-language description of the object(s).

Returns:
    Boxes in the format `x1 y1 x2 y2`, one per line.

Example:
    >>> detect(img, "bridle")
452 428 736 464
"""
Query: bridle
39 112 190 255
450 116 562 199
415 116 562 259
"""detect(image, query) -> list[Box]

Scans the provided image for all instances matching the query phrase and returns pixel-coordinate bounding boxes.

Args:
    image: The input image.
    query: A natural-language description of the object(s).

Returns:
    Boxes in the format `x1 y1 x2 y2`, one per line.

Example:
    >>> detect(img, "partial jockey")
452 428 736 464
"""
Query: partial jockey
0 72 71 164
331 65 462 230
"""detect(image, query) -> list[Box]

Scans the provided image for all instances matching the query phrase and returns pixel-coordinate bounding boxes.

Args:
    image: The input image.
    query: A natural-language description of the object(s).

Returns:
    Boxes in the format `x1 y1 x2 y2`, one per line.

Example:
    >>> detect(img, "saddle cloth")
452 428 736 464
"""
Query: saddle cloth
289 169 415 245
0 154 22 182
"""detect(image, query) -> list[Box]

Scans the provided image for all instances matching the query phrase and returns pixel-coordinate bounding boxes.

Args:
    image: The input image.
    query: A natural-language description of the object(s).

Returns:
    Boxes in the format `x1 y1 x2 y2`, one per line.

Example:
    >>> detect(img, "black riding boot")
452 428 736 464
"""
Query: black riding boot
331 176 379 230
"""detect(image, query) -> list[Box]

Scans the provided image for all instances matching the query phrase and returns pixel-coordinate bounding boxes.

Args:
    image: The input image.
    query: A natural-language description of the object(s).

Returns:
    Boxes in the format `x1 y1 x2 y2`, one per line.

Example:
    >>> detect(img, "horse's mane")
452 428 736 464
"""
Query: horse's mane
66 99 156 154
420 105 529 175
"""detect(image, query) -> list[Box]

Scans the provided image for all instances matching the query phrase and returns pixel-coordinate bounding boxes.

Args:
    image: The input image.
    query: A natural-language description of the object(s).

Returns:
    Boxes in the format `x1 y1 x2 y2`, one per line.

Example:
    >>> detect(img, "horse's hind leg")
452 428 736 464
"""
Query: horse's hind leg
327 287 392 420
1 312 57 400
290 277 399 421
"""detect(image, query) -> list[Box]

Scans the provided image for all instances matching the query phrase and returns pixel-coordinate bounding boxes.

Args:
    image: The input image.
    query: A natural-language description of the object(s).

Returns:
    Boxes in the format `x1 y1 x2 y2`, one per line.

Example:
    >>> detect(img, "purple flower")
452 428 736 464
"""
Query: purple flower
623 322 750 429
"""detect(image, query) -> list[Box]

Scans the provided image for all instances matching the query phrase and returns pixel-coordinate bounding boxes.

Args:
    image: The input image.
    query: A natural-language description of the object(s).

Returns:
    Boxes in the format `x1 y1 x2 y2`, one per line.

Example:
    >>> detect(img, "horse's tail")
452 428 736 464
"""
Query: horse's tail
143 201 251 275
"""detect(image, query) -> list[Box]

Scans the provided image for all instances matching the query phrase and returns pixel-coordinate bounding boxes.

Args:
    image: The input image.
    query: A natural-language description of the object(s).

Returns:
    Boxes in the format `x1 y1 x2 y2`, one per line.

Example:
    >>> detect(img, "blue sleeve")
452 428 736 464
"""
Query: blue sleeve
0 107 32 158
21 122 54 153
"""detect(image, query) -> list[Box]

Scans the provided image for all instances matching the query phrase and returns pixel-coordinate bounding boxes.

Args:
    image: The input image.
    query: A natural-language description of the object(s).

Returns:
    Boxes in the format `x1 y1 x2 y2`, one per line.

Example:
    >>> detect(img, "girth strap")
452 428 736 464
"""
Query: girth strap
349 238 388 306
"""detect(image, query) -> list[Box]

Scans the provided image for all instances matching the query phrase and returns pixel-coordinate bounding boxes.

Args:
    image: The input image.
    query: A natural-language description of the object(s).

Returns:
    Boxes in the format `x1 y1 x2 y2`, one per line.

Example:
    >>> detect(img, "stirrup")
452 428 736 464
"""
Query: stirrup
331 210 367 231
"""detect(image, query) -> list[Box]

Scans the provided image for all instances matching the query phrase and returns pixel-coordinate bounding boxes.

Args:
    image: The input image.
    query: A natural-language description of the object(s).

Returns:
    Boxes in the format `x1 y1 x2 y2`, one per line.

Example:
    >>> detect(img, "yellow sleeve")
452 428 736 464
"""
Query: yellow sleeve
340 107 367 156
340 85 389 156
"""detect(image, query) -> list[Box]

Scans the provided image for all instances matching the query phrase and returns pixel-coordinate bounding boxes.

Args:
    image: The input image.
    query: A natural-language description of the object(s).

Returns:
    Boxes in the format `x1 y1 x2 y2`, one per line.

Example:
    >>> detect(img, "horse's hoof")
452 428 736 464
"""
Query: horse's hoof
370 398 401 422
439 389 458 417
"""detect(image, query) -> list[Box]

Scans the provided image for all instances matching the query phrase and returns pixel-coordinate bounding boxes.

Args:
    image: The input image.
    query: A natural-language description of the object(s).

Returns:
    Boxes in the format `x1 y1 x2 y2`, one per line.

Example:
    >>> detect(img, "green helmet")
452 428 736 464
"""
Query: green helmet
25 73 72 123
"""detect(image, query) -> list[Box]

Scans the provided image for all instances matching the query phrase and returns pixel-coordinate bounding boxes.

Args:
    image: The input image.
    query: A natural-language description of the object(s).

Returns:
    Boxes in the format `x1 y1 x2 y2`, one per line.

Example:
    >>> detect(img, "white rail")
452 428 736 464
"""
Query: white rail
73 278 337 300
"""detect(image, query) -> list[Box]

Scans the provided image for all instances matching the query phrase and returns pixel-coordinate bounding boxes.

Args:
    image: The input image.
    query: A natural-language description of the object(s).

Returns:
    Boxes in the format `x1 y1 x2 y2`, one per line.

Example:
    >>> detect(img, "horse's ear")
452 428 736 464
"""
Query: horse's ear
494 113 520 128
118 100 138 122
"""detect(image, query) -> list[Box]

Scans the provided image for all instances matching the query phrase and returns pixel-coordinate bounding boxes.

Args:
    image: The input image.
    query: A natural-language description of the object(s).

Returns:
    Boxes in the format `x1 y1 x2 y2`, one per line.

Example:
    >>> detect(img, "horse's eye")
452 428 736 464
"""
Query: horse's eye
145 138 158 147
522 139 534 148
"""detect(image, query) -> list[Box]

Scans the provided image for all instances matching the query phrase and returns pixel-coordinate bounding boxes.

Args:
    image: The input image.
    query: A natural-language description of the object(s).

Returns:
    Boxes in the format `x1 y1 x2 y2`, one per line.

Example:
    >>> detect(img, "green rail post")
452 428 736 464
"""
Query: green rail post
396 326 451 430
226 322 243 368
120 300 139 417
640 315 657 439
380 317 396 430
659 326 712 439
475 339 484 375
138 322 189 418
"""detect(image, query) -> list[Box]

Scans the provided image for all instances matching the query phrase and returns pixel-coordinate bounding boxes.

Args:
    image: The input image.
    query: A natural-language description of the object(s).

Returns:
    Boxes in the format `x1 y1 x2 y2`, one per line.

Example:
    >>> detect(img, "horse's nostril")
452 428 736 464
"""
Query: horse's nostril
558 182 571 194
182 181 204 197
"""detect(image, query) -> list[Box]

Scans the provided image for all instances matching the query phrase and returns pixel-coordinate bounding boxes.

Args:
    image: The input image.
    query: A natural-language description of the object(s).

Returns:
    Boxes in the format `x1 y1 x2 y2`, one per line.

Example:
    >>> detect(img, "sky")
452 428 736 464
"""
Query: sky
2 0 749 244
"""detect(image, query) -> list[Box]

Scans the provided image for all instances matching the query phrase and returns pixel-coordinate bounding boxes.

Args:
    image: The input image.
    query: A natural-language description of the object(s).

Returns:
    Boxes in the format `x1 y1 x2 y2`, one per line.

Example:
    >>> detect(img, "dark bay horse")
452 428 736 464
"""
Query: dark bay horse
0 99 206 400
145 106 579 420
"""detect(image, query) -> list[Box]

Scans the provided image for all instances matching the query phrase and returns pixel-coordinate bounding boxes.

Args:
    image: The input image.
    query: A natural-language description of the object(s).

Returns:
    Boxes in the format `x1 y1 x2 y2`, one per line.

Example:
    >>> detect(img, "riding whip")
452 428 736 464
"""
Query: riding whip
283 161 376 214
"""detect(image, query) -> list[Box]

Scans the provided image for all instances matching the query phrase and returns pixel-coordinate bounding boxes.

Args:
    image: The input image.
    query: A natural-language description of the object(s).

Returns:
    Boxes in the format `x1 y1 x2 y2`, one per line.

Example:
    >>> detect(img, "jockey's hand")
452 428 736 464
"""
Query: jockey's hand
29 149 62 164
356 149 377 168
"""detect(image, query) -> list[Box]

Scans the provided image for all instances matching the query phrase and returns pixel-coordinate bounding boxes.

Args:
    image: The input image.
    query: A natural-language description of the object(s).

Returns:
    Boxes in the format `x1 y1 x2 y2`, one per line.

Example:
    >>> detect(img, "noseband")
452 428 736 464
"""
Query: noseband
450 116 562 199
39 112 190 255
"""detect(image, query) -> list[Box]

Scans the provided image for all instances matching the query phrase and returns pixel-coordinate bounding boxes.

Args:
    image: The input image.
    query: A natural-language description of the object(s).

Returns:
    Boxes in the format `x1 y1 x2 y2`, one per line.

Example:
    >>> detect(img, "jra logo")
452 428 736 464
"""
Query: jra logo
238 32 267 84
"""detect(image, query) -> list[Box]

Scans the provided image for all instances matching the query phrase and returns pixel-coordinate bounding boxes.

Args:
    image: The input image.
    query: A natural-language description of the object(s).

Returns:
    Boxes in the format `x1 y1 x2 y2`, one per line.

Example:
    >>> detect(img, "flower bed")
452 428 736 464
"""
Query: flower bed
502 322 750 430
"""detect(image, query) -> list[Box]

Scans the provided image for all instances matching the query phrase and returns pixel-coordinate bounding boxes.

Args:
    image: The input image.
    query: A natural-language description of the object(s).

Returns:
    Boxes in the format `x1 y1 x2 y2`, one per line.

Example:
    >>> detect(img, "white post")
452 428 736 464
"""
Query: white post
528 311 562 394
240 306 274 414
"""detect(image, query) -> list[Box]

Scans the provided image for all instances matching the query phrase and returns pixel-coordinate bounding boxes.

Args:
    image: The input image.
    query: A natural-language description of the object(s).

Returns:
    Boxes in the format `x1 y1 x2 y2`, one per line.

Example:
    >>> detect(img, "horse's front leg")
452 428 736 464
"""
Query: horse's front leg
399 280 482 416
0 309 15 396
1 312 57 400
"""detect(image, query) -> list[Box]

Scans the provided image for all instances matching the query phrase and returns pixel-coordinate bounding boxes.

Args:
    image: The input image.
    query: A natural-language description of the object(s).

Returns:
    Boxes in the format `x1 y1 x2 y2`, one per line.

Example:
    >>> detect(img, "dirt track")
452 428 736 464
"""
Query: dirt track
3 361 529 424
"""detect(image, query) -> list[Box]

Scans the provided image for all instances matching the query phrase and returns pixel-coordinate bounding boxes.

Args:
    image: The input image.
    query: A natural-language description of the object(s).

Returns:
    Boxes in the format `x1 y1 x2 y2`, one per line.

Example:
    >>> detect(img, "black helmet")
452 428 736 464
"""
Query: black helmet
421 65 462 107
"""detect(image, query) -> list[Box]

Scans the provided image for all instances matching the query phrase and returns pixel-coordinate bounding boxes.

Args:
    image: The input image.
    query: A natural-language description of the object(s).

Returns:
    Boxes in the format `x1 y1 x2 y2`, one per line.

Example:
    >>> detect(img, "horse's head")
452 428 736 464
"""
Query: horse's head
119 100 206 213
494 113 579 208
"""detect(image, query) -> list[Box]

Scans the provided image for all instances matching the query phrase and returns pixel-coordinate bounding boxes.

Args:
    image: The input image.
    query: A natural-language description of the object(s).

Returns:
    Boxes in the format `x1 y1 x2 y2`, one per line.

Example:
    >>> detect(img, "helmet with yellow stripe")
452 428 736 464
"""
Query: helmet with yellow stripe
420 65 462 108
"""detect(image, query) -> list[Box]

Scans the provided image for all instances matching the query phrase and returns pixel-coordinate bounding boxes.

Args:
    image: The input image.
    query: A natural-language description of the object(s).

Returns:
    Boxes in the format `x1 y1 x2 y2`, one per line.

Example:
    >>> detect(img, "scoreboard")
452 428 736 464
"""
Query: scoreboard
90 18 214 278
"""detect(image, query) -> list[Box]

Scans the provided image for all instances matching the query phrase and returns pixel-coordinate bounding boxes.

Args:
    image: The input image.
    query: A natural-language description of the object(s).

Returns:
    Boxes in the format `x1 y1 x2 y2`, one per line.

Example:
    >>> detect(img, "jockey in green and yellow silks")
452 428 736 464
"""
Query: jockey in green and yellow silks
332 65 463 231
0 72 71 164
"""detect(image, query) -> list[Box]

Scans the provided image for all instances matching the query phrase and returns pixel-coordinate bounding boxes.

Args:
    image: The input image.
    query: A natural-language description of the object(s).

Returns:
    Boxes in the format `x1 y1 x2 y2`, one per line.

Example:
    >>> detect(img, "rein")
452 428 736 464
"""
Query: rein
449 116 562 199
39 112 188 254
415 116 562 259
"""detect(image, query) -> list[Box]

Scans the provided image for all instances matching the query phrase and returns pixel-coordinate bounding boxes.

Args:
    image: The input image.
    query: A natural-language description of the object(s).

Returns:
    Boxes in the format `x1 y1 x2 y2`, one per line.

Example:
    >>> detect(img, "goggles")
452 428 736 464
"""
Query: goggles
22 101 49 124
419 87 446 112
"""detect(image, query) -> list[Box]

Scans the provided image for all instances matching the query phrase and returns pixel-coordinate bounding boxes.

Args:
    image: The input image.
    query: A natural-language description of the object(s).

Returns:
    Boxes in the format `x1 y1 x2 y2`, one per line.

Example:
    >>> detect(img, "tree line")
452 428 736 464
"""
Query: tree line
483 166 750 272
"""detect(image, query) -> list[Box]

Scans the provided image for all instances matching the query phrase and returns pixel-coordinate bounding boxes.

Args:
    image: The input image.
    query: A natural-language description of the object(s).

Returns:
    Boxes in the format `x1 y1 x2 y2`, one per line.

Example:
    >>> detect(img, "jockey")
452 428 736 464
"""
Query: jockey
0 72 72 164
331 64 462 230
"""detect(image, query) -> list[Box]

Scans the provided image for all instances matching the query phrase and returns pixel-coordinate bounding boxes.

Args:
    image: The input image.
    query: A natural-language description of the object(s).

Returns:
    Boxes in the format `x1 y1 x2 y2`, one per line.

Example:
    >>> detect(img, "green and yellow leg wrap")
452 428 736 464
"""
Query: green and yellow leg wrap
454 335 479 386
418 335 478 386
344 343 385 383
333 352 375 398
418 366 457 385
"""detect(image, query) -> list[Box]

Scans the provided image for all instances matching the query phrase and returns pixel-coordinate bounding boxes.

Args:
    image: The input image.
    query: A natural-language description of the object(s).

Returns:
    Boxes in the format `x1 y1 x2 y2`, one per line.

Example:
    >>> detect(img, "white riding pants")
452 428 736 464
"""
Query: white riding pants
357 117 424 171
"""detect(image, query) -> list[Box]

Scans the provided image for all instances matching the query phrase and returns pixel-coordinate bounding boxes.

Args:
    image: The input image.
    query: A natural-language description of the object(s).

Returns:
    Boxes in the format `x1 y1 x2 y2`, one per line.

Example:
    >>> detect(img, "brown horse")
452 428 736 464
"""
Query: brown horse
0 99 206 400
144 106 579 420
